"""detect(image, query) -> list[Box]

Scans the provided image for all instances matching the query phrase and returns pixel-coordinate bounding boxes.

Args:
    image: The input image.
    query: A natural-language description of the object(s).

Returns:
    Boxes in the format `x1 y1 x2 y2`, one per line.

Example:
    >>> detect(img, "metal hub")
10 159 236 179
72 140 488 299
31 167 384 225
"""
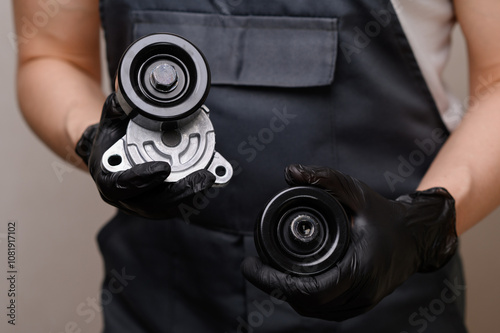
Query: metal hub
150 62 179 92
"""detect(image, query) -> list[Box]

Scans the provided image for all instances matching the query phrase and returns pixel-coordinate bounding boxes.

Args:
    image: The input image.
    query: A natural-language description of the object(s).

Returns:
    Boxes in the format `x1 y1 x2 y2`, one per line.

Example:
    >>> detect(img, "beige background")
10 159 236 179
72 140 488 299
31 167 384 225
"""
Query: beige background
1 1 499 332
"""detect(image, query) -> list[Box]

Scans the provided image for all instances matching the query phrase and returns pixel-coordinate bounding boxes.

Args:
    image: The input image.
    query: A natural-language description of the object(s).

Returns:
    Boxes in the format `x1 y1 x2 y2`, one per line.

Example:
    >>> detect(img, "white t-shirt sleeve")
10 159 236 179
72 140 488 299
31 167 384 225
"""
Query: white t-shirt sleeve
392 0 463 131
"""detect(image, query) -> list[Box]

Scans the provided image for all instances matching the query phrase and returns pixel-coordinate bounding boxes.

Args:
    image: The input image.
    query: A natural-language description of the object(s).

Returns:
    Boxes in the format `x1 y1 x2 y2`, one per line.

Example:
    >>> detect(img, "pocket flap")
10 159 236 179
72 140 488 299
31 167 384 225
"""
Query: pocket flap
133 11 338 87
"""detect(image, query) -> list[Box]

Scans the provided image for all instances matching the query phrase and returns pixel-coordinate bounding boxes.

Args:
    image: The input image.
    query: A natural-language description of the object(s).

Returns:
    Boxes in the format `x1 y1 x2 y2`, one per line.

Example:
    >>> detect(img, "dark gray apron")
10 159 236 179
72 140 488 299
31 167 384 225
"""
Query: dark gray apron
97 0 467 332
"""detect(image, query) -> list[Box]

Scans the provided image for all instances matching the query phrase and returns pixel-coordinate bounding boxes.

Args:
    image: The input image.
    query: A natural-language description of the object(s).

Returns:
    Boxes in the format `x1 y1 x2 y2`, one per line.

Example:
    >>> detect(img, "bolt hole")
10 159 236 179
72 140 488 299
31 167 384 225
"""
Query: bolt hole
108 155 122 166
297 220 314 237
290 214 318 243
215 166 226 177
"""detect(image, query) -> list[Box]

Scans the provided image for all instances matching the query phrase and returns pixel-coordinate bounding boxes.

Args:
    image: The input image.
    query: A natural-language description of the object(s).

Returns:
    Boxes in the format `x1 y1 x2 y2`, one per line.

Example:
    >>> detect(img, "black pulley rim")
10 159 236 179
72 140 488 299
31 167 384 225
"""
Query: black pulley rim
255 186 350 276
116 33 210 122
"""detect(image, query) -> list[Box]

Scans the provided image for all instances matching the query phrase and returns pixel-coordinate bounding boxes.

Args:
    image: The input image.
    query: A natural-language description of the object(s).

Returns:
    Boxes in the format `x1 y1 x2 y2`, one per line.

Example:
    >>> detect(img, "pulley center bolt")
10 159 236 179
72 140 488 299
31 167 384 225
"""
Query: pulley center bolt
150 62 178 92
290 215 319 243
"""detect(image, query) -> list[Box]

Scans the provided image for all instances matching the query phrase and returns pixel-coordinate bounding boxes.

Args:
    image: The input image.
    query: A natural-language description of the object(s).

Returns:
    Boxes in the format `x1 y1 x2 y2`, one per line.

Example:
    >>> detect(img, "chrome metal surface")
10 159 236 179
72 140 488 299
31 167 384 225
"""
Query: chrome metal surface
102 106 233 186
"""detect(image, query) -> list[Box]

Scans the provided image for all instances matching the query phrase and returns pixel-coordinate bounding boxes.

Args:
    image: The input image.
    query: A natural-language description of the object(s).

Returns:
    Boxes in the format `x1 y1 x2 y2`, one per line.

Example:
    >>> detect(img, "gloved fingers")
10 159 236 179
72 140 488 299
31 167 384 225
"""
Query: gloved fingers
75 124 98 165
241 256 348 306
99 161 171 201
93 94 129 143
287 257 378 321
165 169 216 202
241 256 294 299
284 164 367 210
98 167 216 219
91 94 130 154
100 92 128 122
398 187 455 216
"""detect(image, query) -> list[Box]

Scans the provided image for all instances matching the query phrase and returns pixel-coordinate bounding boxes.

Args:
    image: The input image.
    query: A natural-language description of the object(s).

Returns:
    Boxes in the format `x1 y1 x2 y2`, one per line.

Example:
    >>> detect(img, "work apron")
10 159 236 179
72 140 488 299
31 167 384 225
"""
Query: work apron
98 0 467 332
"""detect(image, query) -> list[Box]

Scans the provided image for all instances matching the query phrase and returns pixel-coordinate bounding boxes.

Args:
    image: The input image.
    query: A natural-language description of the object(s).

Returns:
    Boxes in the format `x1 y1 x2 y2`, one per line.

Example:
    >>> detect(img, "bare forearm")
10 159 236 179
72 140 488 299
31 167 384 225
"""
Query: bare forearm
17 57 105 168
418 84 500 235
13 0 102 169
418 0 500 235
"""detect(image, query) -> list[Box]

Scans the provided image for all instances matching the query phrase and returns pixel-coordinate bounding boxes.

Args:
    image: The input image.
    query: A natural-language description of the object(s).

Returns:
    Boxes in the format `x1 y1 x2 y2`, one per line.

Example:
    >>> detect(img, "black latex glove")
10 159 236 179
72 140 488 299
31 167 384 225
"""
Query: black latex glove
75 93 215 219
242 164 458 321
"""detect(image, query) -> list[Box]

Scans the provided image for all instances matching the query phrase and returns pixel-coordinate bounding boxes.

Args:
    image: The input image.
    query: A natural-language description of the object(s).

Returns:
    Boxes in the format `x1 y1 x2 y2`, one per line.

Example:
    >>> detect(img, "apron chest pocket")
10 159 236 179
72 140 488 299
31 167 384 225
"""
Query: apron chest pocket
132 10 338 88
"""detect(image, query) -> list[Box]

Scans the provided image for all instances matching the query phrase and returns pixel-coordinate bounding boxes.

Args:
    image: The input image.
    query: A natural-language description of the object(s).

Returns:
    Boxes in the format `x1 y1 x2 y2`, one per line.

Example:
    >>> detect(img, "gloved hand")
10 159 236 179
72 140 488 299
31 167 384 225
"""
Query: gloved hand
75 93 215 219
242 164 458 321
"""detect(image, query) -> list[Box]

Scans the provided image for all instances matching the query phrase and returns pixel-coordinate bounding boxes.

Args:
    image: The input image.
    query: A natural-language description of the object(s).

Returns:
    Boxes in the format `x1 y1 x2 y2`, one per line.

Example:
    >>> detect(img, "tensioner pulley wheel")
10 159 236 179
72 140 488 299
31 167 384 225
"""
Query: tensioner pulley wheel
115 33 210 129
255 186 350 276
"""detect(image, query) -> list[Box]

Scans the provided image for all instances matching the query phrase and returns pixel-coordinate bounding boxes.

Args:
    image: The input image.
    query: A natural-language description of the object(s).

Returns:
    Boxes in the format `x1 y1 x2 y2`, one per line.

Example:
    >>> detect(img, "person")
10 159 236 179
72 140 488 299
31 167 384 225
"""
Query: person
12 0 500 331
